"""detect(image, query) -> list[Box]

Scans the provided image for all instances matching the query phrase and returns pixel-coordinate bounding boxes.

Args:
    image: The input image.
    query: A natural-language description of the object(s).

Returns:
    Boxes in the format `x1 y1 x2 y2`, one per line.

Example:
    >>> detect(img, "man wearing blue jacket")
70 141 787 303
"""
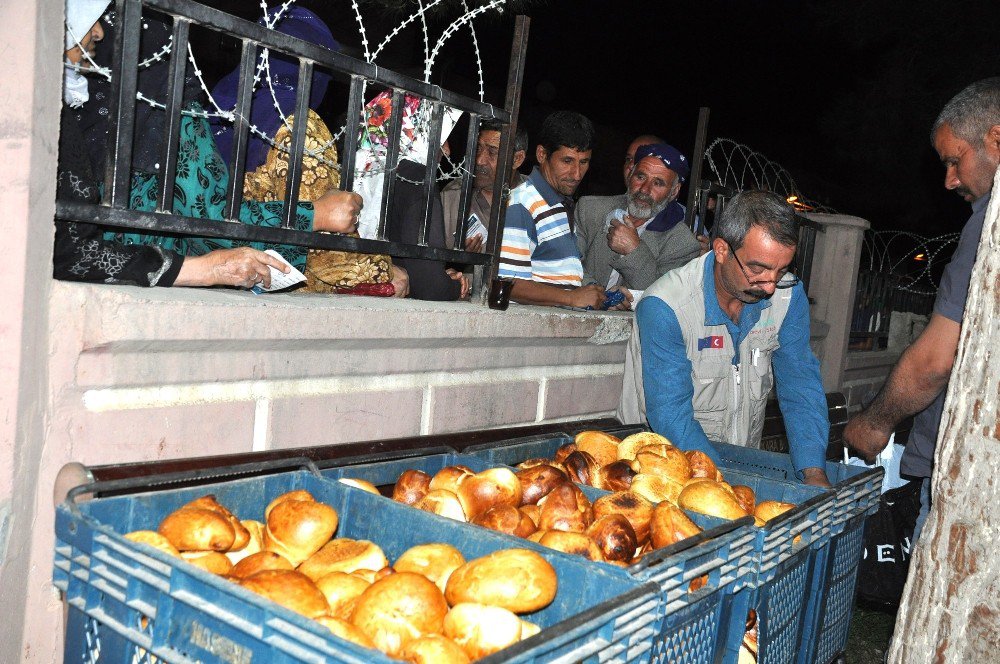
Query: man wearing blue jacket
618 190 831 487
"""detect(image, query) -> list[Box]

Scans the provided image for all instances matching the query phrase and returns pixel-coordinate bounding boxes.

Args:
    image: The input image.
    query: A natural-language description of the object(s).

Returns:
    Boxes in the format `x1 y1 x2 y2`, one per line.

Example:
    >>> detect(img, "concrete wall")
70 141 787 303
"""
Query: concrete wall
841 349 902 413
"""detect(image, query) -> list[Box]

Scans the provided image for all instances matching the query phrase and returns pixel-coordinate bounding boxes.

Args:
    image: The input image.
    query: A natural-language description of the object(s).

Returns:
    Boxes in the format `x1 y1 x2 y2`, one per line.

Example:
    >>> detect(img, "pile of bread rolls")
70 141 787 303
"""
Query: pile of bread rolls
124 490 558 662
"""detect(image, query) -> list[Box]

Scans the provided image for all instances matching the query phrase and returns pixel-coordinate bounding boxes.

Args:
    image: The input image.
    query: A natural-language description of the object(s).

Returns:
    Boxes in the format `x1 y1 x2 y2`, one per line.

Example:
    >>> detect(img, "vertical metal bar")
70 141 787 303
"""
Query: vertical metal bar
376 88 406 241
454 113 480 250
281 59 313 228
340 76 365 193
482 15 530 300
418 102 444 246
223 39 258 221
156 18 191 213
104 0 143 208
684 107 711 233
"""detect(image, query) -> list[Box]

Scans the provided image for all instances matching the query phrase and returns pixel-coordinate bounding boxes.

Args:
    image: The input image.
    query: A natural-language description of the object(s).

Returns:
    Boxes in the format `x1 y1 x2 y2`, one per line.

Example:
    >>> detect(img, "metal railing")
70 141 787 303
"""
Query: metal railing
54 0 529 299
850 270 935 350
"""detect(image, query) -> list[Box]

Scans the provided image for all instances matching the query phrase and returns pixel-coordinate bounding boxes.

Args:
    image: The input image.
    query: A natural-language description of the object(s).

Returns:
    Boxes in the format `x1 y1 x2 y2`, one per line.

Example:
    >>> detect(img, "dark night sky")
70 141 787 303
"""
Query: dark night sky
209 0 1000 233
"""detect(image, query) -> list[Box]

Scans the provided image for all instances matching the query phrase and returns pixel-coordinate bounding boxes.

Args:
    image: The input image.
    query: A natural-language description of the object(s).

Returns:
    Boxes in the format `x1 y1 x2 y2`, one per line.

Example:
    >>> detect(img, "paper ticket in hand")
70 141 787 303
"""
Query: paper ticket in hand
465 213 488 242
252 250 307 293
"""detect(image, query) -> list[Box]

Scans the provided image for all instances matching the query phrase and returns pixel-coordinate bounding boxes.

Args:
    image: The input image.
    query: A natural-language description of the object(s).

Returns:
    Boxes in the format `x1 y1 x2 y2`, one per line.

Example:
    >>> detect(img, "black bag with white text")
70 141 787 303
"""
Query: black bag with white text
855 479 921 607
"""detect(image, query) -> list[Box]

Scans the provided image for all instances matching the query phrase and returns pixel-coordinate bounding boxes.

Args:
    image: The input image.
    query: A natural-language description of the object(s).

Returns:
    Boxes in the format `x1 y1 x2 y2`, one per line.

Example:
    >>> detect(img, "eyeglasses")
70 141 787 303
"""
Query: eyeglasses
725 240 799 289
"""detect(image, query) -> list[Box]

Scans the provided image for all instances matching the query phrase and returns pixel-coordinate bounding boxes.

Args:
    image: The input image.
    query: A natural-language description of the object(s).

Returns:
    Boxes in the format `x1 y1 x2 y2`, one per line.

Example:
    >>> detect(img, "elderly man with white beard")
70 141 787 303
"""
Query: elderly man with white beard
576 142 702 308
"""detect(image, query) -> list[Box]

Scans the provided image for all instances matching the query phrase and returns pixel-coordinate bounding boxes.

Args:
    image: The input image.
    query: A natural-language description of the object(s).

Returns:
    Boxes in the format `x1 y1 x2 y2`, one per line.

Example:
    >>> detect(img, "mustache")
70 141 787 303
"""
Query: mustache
630 192 655 207
744 288 769 300
955 186 973 199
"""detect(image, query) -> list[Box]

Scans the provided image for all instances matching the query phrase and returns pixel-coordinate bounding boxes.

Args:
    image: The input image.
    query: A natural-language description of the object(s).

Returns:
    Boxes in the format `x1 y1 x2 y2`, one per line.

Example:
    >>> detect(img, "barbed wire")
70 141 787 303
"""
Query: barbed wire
860 230 959 296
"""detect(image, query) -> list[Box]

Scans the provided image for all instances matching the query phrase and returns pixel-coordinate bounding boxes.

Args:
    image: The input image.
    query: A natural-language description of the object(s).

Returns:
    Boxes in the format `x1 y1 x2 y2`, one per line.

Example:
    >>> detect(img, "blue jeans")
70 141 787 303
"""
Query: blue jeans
911 476 932 544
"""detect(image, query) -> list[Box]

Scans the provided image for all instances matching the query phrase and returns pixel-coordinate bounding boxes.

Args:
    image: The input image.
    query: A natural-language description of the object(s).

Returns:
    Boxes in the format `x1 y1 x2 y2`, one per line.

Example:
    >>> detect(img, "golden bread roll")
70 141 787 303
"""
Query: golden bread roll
650 502 703 549
592 460 637 492
519 504 541 528
574 430 621 468
520 620 541 640
444 602 522 659
374 566 395 582
536 530 604 562
394 543 466 594
562 450 599 486
351 568 379 583
230 550 293 579
339 478 381 496
678 481 749 521
617 432 672 461
264 489 315 520
399 634 471 664
553 441 578 464
183 495 250 551
630 473 685 506
517 457 558 470
472 504 537 538
315 615 376 650
158 507 236 552
516 464 569 505
592 491 654 545
754 500 796 523
393 469 432 506
633 447 692 483
429 465 475 495
732 485 756 515
445 549 557 613
299 538 388 581
124 530 180 557
315 571 371 618
415 489 467 522
456 468 522 520
264 499 339 566
685 451 723 481
226 519 264 565
537 482 593 533
586 514 638 562
351 572 448 657
526 530 546 544
238 569 329 619
181 550 233 575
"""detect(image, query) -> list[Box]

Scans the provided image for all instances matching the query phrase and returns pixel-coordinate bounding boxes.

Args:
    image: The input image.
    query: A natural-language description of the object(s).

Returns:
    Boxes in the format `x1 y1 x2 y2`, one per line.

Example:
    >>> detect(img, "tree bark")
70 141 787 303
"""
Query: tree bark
889 170 1000 662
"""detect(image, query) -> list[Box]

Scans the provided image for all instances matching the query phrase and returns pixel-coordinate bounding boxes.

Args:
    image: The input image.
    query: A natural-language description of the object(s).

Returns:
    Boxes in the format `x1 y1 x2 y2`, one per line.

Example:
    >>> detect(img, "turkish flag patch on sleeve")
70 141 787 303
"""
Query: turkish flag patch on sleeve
697 335 724 351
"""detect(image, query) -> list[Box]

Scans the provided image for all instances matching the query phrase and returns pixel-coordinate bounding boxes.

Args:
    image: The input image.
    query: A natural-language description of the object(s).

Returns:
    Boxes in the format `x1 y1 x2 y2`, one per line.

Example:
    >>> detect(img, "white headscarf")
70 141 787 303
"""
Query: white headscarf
63 0 111 108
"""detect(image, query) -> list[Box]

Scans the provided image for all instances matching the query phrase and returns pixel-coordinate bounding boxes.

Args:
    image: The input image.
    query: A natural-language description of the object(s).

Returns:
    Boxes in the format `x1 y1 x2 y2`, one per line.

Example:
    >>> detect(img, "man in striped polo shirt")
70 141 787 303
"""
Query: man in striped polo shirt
498 111 607 309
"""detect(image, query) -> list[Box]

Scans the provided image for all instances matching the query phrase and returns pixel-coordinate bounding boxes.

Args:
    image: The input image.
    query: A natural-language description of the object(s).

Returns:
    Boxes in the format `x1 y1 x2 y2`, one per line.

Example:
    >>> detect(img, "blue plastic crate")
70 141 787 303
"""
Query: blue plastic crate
54 469 664 664
324 445 761 664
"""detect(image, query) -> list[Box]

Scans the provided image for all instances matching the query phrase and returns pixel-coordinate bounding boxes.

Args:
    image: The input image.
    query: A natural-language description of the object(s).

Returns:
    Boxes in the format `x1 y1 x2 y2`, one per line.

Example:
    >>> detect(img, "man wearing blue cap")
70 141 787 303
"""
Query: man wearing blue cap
576 142 701 306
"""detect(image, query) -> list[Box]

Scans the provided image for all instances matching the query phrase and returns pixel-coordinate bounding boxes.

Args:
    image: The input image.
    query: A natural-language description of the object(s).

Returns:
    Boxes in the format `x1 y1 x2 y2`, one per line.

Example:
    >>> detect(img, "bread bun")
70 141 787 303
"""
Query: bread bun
264 499 339 566
445 549 557 613
472 504 537 538
339 478 381 496
124 530 180 557
633 448 692 483
239 569 329 619
226 519 264 565
415 489 467 522
351 572 448 657
574 430 621 468
517 457 557 470
536 530 604 562
393 543 466 594
685 450 723 481
592 491 654 545
678 481 749 521
393 469 432 506
158 507 236 552
230 550 294 579
399 634 471 664
732 485 756 515
443 602 522 659
630 473 685 506
456 468 523 520
315 571 371 619
755 500 796 523
586 514 638 562
351 568 380 583
315 615 376 650
562 450 599 486
553 441 578 464
650 502 703 549
299 538 388 581
429 465 475 495
516 464 569 505
181 550 233 575
592 460 636 492
617 432 672 461
264 489 314 520
519 504 540 528
537 482 592 533
183 495 250 551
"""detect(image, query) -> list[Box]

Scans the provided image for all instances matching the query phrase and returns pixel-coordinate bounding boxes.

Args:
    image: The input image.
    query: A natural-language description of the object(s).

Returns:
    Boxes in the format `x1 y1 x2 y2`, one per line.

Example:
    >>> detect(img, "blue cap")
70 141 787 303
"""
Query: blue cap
633 143 690 183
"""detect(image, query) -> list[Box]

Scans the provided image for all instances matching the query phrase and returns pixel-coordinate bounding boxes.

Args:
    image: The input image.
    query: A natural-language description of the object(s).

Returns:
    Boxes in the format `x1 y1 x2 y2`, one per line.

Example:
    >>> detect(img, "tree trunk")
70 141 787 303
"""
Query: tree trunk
889 170 1000 662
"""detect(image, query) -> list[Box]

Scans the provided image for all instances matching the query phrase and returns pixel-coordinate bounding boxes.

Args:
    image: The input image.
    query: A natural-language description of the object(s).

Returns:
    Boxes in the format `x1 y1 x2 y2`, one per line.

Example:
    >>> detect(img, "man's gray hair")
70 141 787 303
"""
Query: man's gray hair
715 190 798 250
932 77 1000 147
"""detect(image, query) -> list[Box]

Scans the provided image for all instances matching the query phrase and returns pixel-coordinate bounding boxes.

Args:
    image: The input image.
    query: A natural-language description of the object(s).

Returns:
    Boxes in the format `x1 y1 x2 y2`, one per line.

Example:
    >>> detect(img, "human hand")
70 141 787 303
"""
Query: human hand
801 467 832 488
313 190 363 234
390 265 410 298
608 286 633 311
843 414 893 462
607 218 641 255
174 247 288 288
568 284 606 309
696 234 711 256
464 234 484 253
445 268 471 299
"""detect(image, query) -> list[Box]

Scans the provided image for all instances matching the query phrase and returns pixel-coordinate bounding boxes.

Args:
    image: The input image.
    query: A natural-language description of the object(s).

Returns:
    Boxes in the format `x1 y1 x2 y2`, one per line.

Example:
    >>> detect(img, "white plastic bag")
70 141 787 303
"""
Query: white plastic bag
844 433 908 494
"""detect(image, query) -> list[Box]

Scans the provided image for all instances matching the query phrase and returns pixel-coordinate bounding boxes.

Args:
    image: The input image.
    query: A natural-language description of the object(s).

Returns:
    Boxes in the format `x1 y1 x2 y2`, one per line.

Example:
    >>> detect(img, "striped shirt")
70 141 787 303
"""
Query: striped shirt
498 167 583 286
